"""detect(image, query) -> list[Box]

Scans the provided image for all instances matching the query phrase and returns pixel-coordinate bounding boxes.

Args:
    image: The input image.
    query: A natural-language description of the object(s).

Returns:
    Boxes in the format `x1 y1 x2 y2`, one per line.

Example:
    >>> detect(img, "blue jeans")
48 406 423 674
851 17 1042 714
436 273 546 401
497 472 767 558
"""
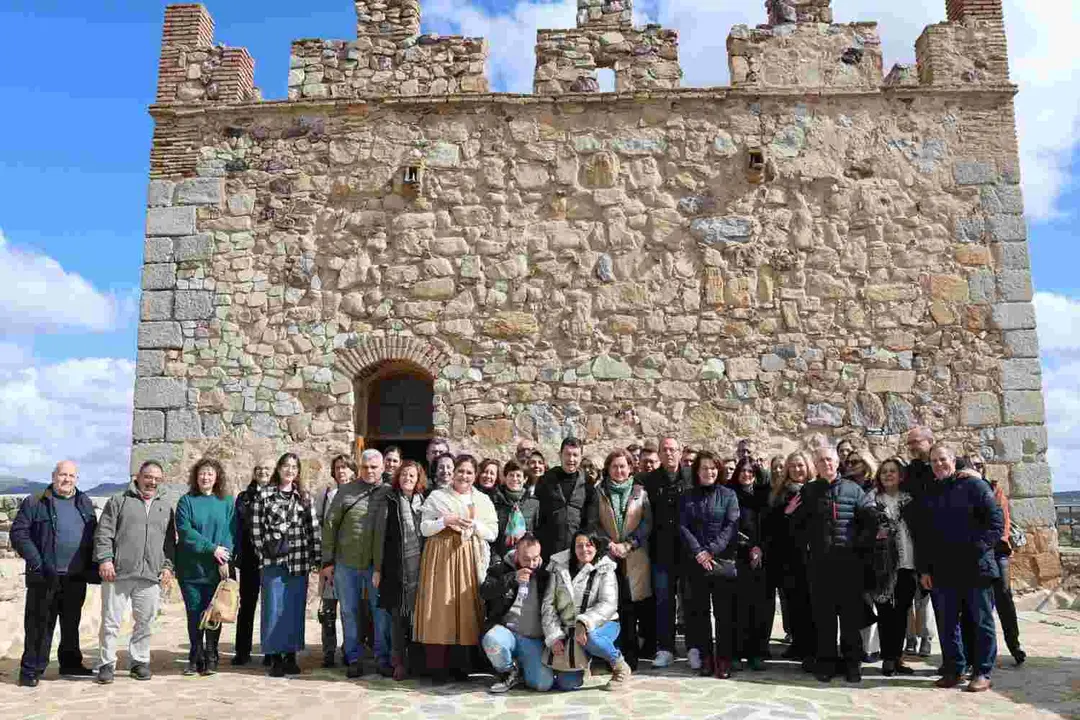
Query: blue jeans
559 620 623 689
652 564 676 652
482 625 564 691
335 564 391 666
932 584 997 678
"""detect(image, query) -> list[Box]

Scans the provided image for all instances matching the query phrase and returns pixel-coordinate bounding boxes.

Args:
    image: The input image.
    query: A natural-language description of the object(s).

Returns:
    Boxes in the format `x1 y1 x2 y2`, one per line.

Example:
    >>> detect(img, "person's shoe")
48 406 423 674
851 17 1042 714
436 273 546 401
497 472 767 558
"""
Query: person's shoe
268 655 285 678
17 673 39 688
282 653 301 675
607 657 632 689
376 663 394 678
204 655 218 676
801 658 816 674
701 655 715 677
714 658 732 680
231 654 251 667
489 665 521 694
651 650 675 669
183 661 198 677
781 633 793 645
322 654 336 669
781 646 801 660
262 655 273 668
129 663 152 681
882 659 896 677
863 652 880 663
59 665 94 677
814 661 835 683
346 661 363 679
918 638 932 657
965 675 992 693
96 664 115 685
935 675 962 689
688 648 702 671
747 657 766 672
845 666 862 684
392 662 407 682
1012 648 1027 666
905 637 918 656
731 659 744 672
894 661 915 676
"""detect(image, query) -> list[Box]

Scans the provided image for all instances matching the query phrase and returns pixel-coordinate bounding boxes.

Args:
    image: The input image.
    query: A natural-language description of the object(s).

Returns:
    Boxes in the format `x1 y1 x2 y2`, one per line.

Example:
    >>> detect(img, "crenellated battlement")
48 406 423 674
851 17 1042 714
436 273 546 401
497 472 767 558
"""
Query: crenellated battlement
156 4 257 105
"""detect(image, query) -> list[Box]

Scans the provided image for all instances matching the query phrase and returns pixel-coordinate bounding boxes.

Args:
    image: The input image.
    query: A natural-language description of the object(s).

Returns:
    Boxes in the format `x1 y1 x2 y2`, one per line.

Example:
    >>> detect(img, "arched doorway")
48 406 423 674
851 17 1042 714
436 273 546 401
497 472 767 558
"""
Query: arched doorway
355 361 434 463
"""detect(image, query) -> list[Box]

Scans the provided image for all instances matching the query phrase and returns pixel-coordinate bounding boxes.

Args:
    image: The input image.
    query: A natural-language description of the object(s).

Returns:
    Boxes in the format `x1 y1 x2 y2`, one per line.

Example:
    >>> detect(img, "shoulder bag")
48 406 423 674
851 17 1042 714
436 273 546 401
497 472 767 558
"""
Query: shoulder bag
542 570 597 672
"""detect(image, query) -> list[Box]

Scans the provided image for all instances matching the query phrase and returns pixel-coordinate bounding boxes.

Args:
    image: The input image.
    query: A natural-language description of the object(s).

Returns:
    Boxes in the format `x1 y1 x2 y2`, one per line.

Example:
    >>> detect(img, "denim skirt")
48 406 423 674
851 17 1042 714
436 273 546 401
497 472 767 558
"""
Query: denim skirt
261 564 308 654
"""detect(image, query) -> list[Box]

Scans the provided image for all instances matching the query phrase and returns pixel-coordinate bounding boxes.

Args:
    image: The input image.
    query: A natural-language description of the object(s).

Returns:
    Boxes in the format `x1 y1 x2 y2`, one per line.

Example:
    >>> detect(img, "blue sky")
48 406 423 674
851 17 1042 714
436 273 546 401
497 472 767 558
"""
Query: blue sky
0 0 1078 488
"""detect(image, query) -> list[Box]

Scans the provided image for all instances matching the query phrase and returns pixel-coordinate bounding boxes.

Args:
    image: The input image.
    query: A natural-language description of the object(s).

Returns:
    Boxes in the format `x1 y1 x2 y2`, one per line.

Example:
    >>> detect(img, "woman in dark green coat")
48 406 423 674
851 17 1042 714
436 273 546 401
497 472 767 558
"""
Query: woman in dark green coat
176 458 235 675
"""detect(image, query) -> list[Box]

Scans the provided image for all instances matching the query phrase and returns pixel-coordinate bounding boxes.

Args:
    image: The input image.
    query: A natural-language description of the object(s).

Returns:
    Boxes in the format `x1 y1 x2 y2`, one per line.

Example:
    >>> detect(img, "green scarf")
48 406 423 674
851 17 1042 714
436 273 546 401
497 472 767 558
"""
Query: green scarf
502 487 528 548
607 478 634 539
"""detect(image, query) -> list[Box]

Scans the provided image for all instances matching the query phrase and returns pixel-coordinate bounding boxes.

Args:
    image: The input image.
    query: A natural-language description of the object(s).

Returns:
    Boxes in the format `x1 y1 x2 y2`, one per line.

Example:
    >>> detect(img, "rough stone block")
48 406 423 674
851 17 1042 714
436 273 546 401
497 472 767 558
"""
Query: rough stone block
929 274 969 302
1003 391 1046 424
980 185 1024 214
988 425 1048 463
132 410 165 441
1008 497 1056 527
967 269 995 304
953 161 996 186
202 414 224 438
1010 463 1052 499
690 216 753 245
991 241 1029 269
174 234 215 262
412 277 456 299
129 442 182 475
166 409 203 441
135 350 166 377
864 370 915 394
134 377 187 409
140 291 174 321
1004 330 1040 358
1001 358 1042 391
960 392 1000 427
991 302 1036 330
142 262 177 291
806 403 845 427
147 180 175 207
954 217 985 243
144 237 174 263
997 270 1033 302
726 357 759 382
146 206 196 236
988 214 1027 242
175 178 224 206
174 290 214 320
137 321 183 349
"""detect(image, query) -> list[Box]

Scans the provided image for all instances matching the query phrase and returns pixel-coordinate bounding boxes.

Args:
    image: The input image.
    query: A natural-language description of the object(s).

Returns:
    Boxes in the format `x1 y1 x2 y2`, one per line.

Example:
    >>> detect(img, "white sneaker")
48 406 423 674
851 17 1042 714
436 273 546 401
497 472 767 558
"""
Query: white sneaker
489 665 520 694
688 648 702 671
652 650 675 668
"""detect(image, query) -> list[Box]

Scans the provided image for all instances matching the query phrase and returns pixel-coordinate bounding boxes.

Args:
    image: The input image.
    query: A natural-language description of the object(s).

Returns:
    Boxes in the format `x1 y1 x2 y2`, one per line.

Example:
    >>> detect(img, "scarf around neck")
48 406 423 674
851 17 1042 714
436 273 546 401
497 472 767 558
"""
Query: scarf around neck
607 478 634 538
502 486 527 548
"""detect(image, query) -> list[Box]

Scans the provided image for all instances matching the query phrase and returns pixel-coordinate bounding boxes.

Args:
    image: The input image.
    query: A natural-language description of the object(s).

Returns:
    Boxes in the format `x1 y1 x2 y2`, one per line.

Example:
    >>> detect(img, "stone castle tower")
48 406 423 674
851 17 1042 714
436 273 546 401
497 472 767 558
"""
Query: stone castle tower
135 0 1060 585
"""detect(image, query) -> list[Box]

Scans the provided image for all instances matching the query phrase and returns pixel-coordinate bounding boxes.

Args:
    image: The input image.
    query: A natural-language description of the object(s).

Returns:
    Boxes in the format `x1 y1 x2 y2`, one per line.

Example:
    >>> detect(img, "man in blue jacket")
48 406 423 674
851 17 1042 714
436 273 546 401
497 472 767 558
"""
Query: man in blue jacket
10 460 98 687
917 444 1004 693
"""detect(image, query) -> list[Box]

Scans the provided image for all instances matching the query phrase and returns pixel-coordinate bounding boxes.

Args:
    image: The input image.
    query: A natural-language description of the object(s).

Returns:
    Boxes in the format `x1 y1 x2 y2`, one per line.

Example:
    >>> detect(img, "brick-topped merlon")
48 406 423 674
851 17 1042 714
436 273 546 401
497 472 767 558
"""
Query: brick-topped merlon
767 0 833 26
355 0 421 37
155 3 257 105
947 0 1004 22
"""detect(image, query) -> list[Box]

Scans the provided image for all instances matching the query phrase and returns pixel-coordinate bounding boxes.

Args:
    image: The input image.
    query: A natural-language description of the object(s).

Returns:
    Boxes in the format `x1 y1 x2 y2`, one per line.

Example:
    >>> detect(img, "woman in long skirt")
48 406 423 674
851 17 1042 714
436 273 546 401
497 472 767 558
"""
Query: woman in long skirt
250 452 321 677
413 454 498 681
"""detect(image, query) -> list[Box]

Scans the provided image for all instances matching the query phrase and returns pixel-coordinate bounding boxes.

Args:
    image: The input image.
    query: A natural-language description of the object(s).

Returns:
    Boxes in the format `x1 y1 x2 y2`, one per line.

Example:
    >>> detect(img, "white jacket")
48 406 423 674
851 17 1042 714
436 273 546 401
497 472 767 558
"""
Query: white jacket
541 549 619 648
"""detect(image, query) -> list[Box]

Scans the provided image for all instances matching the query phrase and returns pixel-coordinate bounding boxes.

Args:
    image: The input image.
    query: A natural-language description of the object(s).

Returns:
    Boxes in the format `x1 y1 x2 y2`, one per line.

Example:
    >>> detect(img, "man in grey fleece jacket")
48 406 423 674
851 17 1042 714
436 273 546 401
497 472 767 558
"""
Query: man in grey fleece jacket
93 460 176 684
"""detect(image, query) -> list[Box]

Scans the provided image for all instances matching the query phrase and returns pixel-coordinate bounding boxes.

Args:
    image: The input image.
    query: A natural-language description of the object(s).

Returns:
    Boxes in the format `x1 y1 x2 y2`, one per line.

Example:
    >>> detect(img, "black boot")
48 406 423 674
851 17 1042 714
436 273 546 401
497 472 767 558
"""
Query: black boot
202 630 220 675
268 654 285 678
283 652 302 675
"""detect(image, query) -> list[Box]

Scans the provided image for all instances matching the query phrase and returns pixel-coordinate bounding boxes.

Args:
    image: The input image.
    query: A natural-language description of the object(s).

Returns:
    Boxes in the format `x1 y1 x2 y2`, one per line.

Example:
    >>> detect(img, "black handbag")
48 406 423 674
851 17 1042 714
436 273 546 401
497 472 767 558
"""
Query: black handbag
704 558 737 580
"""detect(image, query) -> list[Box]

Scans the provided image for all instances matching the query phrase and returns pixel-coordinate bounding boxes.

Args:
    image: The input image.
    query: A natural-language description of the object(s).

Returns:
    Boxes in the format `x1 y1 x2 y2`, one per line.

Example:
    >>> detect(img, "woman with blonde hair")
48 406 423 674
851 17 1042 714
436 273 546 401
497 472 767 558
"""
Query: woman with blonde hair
413 455 498 681
770 450 816 668
251 452 321 677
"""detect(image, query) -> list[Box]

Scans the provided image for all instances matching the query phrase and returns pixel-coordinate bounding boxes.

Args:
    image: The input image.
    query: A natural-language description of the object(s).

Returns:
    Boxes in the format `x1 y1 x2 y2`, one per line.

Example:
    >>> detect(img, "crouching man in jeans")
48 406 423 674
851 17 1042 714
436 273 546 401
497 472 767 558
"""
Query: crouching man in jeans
481 534 568 693
94 460 176 684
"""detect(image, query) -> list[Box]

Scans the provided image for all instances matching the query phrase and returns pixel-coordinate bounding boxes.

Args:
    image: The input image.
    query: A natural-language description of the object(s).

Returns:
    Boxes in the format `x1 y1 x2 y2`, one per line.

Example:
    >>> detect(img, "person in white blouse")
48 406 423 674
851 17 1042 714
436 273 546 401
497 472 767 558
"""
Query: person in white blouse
412 455 498 681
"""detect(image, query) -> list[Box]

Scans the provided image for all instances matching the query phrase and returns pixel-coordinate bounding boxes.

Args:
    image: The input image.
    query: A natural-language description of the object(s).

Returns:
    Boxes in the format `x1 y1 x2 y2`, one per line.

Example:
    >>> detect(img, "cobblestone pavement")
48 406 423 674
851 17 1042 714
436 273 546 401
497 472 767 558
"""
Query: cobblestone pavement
0 582 1077 720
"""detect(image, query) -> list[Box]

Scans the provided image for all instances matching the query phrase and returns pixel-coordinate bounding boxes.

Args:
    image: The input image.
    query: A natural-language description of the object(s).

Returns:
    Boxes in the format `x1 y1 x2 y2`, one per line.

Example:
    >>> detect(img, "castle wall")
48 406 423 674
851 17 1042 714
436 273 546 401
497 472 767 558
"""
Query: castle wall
135 0 1060 588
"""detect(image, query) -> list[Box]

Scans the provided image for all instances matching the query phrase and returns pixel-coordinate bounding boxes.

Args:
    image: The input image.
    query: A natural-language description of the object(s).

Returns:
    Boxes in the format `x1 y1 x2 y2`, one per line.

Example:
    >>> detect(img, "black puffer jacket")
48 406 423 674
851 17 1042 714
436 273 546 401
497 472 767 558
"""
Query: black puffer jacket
794 476 876 560
535 467 594 561
732 482 770 562
234 481 262 569
644 465 693 566
678 484 740 561
10 488 99 582
764 483 807 575
480 549 550 634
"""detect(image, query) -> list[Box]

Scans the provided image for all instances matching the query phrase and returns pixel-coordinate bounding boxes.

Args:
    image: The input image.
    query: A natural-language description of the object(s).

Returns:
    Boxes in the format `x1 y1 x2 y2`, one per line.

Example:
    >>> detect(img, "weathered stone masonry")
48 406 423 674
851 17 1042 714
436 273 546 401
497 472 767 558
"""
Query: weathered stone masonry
136 0 1060 586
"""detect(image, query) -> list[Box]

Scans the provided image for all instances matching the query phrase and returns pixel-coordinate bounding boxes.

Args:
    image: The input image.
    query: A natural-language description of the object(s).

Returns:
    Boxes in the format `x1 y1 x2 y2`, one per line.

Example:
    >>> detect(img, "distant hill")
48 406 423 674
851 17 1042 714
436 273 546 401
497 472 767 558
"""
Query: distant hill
85 482 129 497
1055 491 1080 505
0 475 128 498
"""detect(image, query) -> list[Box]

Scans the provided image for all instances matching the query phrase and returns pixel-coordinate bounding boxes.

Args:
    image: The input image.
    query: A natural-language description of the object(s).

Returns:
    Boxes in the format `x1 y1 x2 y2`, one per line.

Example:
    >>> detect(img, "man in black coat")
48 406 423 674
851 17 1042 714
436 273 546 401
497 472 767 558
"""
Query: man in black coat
10 461 98 686
903 426 936 657
535 437 594 562
641 435 692 668
918 445 1004 693
790 446 876 684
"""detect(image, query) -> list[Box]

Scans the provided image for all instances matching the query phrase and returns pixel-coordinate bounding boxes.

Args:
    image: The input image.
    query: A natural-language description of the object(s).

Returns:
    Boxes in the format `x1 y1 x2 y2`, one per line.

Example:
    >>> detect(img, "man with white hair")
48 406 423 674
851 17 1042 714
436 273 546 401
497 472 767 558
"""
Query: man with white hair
320 449 392 677
11 461 98 686
790 446 876 684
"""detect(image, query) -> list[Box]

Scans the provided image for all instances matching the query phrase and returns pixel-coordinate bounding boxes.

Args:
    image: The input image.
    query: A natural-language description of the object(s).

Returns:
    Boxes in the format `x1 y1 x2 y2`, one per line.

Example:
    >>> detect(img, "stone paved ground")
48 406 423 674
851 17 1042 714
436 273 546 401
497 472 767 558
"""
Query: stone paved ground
0 571 1077 720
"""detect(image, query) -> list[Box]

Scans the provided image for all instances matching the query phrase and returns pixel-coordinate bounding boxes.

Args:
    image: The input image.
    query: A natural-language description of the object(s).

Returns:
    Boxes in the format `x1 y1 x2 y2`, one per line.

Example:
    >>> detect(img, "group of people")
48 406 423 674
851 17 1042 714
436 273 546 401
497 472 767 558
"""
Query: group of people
11 425 1025 696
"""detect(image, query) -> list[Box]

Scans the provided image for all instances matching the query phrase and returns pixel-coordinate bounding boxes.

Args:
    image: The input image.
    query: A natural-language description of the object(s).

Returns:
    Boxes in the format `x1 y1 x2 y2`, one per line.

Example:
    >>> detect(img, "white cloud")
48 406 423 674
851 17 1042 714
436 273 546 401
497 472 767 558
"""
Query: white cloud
0 356 134 488
1035 292 1080 492
0 229 131 333
423 0 1079 220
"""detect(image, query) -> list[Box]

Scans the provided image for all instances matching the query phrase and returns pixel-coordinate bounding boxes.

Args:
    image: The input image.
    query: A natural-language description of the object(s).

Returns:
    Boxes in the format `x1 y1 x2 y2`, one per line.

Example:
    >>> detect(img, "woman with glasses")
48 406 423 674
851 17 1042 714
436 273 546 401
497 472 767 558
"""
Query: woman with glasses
232 460 273 666
843 448 880 662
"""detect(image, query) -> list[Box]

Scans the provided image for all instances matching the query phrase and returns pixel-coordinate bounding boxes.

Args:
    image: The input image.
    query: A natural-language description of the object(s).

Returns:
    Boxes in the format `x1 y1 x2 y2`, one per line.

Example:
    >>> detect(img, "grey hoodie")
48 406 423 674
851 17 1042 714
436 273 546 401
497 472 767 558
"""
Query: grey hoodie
94 482 176 583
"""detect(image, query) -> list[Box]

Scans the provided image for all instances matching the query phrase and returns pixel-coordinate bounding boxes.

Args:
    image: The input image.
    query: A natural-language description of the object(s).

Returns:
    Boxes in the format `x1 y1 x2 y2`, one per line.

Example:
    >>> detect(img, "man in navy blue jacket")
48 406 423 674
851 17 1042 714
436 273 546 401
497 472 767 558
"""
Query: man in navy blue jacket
10 461 98 686
917 445 1004 693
